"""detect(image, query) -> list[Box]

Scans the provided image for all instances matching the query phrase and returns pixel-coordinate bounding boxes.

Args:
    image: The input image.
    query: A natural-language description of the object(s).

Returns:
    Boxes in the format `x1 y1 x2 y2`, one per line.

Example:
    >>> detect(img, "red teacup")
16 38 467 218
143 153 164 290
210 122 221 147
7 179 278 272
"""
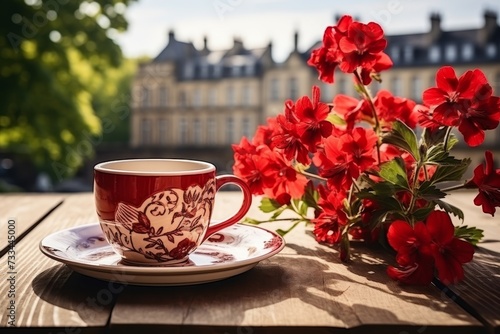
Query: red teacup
94 159 252 265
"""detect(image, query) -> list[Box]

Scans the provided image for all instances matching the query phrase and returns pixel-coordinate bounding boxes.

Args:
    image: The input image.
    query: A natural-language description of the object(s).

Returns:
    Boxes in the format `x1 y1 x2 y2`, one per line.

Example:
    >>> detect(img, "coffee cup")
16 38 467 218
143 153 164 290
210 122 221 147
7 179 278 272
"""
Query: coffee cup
93 159 252 265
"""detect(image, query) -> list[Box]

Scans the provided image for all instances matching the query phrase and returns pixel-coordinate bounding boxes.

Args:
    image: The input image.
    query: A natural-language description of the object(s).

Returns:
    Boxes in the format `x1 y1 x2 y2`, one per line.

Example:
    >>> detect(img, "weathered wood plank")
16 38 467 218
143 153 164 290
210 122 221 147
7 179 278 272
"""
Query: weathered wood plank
442 191 500 334
0 194 63 256
0 194 113 333
109 192 483 333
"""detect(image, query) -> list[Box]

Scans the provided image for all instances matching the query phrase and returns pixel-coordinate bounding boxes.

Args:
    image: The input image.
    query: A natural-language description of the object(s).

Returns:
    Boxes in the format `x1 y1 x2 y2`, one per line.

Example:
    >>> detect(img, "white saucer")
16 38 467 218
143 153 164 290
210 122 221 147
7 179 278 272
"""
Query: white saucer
39 223 285 286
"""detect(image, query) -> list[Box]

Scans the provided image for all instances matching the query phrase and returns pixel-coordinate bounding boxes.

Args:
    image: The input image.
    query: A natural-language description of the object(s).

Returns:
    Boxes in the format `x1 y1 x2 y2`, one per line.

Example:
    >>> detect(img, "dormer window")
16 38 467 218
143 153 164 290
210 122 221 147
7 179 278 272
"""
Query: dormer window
445 44 457 62
429 46 440 63
183 63 194 79
200 64 209 78
461 43 474 60
486 43 497 58
232 66 241 77
390 46 400 63
213 65 221 78
245 64 254 76
404 46 413 62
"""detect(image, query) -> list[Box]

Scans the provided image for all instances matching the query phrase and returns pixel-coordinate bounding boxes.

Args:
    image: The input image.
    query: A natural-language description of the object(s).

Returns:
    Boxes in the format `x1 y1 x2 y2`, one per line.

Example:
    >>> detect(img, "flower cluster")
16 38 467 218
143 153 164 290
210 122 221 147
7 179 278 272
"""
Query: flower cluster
233 15 500 285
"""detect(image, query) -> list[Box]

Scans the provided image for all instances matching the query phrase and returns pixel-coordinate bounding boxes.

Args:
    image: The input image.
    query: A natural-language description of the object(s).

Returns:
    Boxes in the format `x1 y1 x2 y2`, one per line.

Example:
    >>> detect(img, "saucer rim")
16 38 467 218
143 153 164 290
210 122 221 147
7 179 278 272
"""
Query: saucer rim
39 222 286 276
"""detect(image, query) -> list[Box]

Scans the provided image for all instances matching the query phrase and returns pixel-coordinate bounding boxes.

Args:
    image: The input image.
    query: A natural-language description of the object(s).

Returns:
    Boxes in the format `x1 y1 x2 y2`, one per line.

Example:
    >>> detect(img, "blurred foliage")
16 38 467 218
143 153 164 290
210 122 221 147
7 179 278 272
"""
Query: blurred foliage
0 0 137 184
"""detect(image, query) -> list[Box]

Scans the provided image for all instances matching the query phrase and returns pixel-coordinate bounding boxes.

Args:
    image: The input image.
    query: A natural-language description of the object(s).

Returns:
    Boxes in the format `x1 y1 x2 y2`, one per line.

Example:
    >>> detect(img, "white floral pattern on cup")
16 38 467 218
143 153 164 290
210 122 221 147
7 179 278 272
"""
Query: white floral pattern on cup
100 181 216 264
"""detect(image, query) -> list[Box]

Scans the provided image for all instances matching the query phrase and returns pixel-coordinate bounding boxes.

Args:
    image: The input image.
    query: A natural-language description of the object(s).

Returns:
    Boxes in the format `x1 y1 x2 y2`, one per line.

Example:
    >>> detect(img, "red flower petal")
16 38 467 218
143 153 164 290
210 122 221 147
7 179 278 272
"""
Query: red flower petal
387 220 415 251
458 118 485 147
435 66 458 95
426 211 454 245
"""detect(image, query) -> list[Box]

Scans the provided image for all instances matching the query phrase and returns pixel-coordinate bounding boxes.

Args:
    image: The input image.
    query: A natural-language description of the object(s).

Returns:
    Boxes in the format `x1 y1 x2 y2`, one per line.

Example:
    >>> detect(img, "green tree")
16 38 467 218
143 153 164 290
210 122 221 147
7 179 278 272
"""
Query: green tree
0 0 136 186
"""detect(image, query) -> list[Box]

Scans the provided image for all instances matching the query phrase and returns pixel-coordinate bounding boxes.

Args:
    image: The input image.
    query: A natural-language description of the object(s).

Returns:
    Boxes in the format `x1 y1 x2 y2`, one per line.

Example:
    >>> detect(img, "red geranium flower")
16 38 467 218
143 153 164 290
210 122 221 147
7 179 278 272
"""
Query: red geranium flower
465 150 500 216
337 18 388 74
314 127 377 190
294 86 333 152
386 220 434 285
387 211 475 285
308 15 391 84
232 138 276 195
307 26 341 84
422 66 500 146
426 211 475 284
313 185 348 244
272 101 311 165
371 90 418 129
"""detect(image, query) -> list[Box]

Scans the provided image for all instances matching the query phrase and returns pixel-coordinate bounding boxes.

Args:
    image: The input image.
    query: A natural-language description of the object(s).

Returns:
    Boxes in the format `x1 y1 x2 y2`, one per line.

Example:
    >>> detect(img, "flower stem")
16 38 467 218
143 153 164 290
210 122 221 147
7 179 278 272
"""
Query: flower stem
441 183 467 192
443 126 453 152
299 169 328 182
354 70 382 165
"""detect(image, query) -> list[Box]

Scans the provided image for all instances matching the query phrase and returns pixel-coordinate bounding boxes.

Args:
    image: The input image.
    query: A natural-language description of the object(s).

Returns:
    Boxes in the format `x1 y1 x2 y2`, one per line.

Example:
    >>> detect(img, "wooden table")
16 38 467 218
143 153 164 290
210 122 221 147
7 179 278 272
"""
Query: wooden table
1 191 499 333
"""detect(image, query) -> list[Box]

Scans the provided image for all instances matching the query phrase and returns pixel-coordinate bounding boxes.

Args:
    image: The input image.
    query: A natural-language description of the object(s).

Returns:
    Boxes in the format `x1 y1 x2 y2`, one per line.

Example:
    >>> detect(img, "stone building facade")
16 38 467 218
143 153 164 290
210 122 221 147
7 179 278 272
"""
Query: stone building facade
130 11 500 170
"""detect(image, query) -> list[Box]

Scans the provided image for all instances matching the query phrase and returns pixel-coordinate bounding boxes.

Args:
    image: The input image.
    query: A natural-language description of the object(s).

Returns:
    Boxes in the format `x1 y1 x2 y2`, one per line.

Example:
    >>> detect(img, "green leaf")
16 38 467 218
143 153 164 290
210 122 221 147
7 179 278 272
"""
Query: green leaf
418 181 447 201
378 157 410 189
454 225 484 245
410 205 435 222
243 218 265 225
302 185 320 210
276 220 303 237
382 120 420 161
327 113 347 126
430 158 471 184
435 199 465 221
259 197 283 213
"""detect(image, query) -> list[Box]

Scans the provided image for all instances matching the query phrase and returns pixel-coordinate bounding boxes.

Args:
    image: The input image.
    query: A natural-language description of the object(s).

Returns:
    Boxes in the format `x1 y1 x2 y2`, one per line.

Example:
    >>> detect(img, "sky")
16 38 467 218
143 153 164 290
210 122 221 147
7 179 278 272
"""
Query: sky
115 0 500 62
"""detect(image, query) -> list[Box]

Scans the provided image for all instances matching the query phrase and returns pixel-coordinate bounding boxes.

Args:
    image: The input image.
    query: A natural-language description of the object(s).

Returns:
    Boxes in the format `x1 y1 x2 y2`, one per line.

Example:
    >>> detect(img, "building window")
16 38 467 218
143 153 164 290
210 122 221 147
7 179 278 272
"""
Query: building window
391 76 402 96
207 117 216 144
159 118 167 145
321 82 333 102
445 44 457 62
231 66 241 77
226 117 234 143
227 85 235 106
213 65 222 78
338 77 347 94
159 86 168 107
178 91 187 107
242 85 251 106
404 46 413 63
193 89 202 108
245 64 254 76
462 43 474 60
179 118 188 144
486 43 497 58
208 88 217 107
495 72 500 97
140 118 152 145
288 77 298 100
429 46 440 62
390 46 400 63
200 64 209 78
184 63 194 79
411 76 422 101
371 80 381 94
270 78 279 101
193 118 202 144
242 117 251 138
141 86 150 107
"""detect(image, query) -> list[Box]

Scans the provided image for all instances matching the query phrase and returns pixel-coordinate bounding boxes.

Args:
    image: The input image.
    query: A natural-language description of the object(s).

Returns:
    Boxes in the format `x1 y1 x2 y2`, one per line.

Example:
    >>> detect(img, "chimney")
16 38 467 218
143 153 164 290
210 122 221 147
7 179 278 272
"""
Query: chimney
429 13 442 42
481 10 498 43
168 29 175 43
203 36 208 50
294 31 299 52
233 37 243 49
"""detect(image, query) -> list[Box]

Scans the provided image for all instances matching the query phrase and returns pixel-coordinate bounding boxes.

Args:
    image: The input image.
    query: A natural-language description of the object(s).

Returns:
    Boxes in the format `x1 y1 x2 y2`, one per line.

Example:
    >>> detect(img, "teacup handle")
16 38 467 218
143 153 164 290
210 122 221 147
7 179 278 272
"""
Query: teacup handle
203 175 252 241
